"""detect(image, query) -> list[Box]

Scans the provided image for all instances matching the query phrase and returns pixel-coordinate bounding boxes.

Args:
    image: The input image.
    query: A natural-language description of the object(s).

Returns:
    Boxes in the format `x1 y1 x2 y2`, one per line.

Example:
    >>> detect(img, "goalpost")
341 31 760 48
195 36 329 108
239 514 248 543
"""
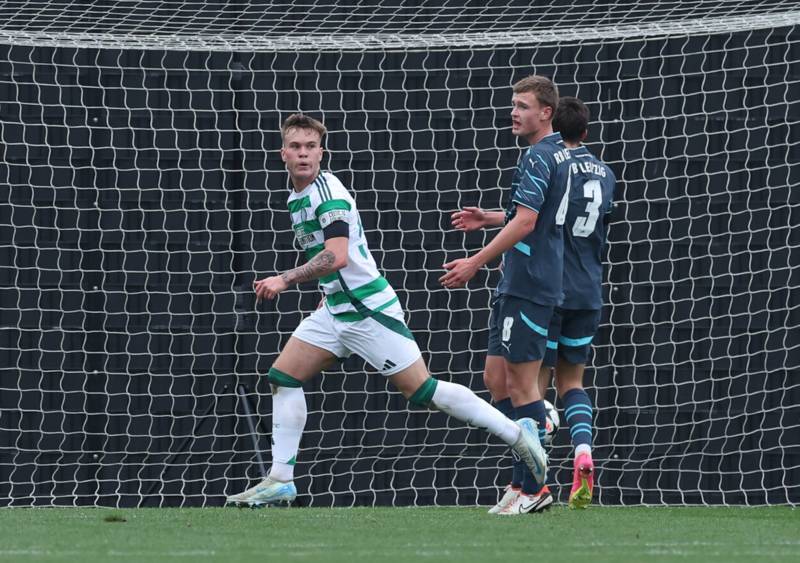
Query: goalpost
1 1 798 507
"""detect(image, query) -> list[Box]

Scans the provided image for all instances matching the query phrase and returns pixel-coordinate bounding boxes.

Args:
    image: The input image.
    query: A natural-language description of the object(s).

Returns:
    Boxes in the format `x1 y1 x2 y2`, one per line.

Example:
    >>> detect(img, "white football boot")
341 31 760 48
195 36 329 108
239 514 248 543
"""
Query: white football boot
488 484 521 514
226 477 297 508
498 486 554 515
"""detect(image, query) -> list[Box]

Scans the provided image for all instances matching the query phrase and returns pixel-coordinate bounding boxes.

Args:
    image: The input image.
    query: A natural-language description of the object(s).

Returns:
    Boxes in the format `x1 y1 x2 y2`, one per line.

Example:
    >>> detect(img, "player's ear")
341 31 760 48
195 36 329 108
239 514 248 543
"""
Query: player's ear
280 146 287 162
580 129 588 142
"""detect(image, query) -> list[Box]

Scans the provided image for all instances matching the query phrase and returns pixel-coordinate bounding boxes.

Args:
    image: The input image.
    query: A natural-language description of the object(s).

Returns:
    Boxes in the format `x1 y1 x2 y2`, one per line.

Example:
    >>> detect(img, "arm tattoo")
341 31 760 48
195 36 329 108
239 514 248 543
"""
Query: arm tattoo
281 249 337 286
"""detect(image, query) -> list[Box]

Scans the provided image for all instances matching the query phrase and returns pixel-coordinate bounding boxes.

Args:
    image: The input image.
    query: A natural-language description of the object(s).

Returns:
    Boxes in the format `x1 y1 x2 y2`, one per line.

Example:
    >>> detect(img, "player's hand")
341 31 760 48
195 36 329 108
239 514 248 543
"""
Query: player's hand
253 275 288 302
451 207 486 232
439 257 480 288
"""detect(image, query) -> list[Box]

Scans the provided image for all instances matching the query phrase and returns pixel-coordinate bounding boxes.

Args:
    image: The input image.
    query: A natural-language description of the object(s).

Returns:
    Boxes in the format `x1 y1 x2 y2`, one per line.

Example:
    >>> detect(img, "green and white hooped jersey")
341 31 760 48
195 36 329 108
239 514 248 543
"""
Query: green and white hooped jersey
287 172 400 321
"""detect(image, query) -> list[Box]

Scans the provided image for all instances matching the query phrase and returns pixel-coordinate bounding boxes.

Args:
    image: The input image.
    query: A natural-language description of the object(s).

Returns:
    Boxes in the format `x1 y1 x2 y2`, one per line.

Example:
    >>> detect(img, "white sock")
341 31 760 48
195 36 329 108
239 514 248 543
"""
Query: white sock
430 380 520 445
268 386 306 482
575 444 592 458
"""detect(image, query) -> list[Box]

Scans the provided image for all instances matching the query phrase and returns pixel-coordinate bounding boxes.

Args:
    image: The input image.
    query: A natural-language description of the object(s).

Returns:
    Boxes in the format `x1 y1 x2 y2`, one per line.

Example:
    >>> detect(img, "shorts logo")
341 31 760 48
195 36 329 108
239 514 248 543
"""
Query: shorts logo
382 359 397 371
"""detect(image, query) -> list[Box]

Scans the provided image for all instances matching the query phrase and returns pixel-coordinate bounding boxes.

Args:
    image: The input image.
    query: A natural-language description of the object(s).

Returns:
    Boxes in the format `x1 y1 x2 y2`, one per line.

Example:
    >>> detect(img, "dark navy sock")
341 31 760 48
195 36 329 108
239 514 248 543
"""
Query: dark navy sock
495 398 523 488
517 400 548 495
563 387 593 449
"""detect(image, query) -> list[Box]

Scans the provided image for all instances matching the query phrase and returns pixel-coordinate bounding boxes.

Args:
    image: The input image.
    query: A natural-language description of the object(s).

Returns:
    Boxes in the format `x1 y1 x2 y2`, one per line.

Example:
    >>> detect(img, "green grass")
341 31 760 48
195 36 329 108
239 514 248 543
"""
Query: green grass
0 505 797 562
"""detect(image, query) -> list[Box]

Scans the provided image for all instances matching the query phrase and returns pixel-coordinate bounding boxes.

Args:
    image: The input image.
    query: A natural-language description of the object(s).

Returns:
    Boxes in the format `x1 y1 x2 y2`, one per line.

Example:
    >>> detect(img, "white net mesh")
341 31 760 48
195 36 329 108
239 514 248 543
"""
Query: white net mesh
1 1 798 507
1 1 800 50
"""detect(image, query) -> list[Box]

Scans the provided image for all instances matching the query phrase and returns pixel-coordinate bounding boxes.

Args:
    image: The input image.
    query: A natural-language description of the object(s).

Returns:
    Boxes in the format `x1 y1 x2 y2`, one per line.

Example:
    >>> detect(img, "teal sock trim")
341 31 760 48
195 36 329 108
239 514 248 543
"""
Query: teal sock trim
268 367 303 388
408 377 438 407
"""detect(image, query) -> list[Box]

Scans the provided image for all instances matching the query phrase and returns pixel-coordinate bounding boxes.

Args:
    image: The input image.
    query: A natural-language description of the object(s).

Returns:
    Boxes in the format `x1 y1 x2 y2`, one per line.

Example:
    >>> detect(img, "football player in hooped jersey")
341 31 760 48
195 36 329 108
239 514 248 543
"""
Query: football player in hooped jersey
226 114 548 507
537 97 616 509
444 76 573 515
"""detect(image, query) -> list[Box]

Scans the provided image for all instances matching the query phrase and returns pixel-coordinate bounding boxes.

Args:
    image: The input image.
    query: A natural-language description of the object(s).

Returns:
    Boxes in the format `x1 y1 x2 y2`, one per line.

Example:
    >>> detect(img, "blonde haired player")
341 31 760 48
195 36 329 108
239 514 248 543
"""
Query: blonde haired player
226 114 547 507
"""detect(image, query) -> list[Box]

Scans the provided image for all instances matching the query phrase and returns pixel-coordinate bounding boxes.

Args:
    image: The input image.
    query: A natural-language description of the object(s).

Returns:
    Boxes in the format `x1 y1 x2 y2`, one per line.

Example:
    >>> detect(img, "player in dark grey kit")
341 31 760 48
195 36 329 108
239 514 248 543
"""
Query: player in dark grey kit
538 96 617 509
444 75 573 515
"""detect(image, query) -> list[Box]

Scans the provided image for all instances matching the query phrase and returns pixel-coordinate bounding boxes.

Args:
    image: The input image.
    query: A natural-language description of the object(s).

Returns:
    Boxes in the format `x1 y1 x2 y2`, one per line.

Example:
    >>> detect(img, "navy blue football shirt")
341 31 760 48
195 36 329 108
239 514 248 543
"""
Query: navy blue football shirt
558 145 616 310
496 131 571 306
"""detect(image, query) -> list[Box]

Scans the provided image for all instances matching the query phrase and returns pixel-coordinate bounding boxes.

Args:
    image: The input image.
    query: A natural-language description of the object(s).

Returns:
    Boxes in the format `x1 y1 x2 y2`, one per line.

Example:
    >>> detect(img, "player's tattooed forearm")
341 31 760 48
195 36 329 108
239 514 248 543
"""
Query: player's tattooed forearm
281 249 337 285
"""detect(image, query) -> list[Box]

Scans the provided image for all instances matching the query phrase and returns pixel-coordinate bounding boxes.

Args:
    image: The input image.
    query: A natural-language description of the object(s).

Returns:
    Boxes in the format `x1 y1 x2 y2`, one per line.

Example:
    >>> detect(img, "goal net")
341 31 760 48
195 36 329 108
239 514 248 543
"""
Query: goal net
1 0 798 507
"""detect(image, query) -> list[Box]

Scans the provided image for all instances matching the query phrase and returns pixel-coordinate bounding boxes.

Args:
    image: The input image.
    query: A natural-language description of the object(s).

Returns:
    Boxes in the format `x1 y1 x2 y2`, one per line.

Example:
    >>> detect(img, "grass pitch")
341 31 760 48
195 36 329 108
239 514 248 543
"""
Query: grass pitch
0 505 797 562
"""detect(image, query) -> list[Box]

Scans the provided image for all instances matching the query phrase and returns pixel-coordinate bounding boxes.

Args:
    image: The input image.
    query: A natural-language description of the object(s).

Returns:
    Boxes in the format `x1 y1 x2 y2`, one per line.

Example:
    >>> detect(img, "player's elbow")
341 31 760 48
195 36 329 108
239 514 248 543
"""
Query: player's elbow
522 218 537 233
331 252 348 271
511 207 538 234
515 215 537 235
323 234 349 271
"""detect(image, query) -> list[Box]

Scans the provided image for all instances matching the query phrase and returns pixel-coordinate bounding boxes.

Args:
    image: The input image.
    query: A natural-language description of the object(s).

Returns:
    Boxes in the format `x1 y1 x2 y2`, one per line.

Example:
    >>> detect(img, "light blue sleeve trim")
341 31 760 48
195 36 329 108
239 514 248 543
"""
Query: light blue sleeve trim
513 241 531 256
524 170 547 190
520 311 548 337
535 153 549 171
546 340 558 350
519 187 542 198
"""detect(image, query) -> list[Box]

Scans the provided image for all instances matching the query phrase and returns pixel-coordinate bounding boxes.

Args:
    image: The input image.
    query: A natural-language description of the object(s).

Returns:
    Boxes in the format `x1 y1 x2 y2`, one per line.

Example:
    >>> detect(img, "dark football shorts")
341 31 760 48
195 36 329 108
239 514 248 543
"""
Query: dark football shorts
542 307 601 366
487 294 554 363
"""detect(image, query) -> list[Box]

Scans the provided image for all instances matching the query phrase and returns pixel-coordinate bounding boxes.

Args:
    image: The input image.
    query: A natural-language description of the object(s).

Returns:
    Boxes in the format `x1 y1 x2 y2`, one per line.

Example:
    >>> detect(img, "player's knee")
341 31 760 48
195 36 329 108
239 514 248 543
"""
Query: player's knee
504 370 539 404
407 377 438 407
268 367 303 389
483 359 507 397
482 371 492 393
482 372 504 401
504 379 520 402
482 369 495 390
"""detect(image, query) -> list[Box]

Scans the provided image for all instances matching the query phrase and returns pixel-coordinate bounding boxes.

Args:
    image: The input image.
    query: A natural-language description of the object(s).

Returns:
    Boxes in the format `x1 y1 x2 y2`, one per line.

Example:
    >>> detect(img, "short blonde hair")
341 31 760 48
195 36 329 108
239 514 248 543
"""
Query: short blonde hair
512 75 559 114
281 113 327 143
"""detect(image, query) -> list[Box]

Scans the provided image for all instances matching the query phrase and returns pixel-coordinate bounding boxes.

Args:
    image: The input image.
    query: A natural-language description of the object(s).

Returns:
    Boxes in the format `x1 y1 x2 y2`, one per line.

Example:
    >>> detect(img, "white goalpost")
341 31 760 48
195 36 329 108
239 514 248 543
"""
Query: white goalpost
1 0 798 507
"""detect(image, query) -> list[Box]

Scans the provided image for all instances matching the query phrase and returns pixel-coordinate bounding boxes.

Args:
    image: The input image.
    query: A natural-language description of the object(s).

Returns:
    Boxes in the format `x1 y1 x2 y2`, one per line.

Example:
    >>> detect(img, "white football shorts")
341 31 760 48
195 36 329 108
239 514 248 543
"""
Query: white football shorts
292 302 422 376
